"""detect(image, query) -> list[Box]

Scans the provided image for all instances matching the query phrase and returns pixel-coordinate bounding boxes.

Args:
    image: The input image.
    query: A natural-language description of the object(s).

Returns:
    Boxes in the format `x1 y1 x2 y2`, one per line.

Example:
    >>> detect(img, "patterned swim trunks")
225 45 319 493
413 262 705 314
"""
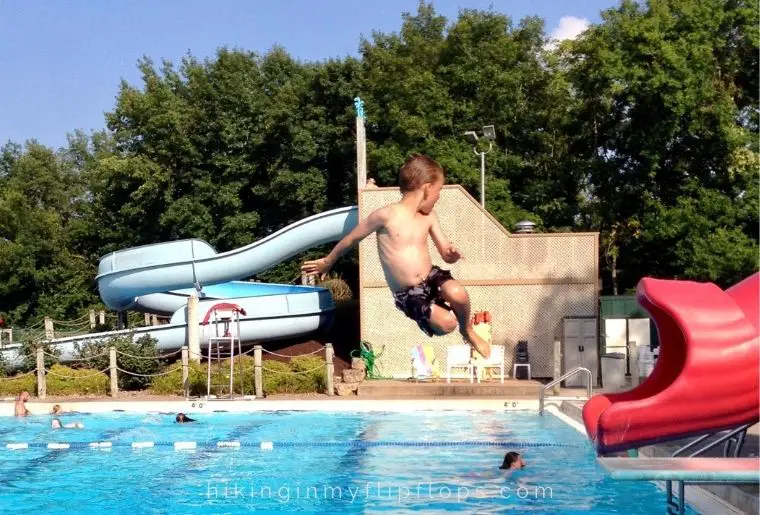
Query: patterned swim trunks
392 266 455 336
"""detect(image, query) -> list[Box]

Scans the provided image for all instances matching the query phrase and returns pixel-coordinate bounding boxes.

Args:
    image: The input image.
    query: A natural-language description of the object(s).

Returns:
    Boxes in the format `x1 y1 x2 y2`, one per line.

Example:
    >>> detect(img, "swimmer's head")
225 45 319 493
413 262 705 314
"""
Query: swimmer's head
51 404 61 414
18 391 30 402
51 418 62 429
176 413 196 423
500 451 525 470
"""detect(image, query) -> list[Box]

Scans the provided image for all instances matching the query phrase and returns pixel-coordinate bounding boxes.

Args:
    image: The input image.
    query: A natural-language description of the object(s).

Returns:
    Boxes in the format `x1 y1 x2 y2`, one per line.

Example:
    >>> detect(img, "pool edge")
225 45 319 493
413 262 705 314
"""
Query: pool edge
0 398 541 416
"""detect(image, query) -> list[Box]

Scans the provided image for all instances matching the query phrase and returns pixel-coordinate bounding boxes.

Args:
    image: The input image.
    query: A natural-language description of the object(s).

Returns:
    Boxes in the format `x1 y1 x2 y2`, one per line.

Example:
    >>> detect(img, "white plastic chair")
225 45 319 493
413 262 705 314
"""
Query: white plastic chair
475 345 505 383
446 344 474 383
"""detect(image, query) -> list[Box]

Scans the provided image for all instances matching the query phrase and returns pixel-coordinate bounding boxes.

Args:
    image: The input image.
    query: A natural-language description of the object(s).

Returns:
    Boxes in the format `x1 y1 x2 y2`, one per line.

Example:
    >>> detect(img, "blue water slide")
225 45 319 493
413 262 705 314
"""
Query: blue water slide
96 206 359 311
1 207 359 365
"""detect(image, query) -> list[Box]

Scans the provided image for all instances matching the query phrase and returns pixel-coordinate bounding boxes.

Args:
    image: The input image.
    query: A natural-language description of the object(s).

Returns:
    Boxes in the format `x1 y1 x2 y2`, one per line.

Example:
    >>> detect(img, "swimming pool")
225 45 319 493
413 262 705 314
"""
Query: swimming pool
0 410 698 513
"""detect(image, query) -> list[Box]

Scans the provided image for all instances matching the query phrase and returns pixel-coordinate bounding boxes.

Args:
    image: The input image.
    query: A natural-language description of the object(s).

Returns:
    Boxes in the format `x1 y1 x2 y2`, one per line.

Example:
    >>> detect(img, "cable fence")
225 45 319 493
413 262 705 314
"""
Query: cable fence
0 342 336 400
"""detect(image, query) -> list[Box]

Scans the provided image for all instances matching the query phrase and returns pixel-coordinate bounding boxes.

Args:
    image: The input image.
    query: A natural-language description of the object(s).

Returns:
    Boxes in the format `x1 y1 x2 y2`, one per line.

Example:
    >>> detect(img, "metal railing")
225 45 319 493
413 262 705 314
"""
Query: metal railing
538 367 593 415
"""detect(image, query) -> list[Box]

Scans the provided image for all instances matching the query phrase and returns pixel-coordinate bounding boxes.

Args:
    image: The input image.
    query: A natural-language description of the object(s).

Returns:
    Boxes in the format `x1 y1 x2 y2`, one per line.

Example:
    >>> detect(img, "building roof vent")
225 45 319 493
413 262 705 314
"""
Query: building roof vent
514 220 537 234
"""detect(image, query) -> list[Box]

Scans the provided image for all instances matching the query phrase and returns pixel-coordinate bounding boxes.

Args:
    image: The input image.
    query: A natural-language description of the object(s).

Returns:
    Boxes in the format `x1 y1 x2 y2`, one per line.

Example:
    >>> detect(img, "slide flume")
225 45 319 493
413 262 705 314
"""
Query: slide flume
1 206 359 366
583 273 760 455
96 206 358 311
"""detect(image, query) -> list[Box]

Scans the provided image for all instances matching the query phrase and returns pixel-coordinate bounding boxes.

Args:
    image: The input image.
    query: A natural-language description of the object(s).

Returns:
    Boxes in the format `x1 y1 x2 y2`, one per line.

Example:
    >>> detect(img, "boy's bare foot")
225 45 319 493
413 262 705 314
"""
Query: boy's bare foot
465 326 491 359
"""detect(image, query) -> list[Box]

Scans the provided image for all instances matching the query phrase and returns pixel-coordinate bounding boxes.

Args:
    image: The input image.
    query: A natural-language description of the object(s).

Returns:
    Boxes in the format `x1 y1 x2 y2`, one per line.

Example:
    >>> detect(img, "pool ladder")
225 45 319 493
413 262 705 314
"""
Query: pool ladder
538 367 593 415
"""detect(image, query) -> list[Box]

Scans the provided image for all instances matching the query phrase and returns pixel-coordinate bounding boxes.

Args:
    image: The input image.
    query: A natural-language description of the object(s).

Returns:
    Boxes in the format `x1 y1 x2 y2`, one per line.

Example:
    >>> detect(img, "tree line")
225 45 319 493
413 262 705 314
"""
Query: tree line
0 0 757 325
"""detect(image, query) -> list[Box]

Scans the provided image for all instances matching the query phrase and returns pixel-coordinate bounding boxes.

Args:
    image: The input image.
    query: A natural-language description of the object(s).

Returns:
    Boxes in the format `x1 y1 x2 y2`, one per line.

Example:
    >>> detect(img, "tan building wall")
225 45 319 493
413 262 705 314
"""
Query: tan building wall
358 185 599 379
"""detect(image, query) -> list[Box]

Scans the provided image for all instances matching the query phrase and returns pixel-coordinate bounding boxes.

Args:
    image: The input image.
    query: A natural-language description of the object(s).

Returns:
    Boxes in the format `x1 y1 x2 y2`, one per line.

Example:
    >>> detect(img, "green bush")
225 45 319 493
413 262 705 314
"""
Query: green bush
46 364 109 396
0 373 37 396
150 361 207 396
263 356 326 395
74 333 162 390
150 355 327 396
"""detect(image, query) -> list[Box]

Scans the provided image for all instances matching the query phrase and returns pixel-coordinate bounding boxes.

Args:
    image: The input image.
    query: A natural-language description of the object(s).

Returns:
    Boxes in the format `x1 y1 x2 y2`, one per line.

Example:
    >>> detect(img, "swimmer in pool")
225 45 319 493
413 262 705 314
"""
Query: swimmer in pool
51 418 84 429
175 413 196 423
14 391 30 417
500 451 526 470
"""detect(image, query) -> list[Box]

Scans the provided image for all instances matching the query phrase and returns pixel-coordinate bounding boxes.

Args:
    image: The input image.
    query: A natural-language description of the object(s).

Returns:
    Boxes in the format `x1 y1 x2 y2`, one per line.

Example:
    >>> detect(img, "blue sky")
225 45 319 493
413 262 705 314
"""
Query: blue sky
0 0 617 149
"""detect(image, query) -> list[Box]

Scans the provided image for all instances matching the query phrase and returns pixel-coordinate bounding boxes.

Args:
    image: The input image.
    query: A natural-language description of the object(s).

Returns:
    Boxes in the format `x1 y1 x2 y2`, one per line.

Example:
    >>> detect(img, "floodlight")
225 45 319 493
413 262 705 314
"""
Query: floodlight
463 130 479 143
482 125 496 141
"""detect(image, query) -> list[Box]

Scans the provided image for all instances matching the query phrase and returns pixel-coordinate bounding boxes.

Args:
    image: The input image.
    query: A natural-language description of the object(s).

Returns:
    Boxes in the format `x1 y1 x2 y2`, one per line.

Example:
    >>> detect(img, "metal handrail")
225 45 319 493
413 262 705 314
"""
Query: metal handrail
538 367 593 415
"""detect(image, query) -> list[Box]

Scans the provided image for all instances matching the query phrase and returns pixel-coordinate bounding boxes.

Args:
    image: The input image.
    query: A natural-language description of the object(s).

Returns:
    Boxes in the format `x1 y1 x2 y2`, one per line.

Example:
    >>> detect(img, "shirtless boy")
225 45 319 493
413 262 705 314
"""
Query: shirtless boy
301 154 491 358
14 391 30 416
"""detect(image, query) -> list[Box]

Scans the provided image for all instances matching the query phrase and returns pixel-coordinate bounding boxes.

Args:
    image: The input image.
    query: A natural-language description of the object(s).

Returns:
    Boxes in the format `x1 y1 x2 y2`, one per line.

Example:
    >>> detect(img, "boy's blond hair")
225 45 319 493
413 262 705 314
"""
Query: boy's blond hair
399 154 444 193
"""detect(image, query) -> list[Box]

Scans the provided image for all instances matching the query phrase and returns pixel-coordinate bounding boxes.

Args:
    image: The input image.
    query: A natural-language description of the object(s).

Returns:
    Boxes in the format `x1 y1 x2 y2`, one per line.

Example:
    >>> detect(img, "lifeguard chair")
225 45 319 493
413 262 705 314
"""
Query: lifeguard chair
201 303 246 399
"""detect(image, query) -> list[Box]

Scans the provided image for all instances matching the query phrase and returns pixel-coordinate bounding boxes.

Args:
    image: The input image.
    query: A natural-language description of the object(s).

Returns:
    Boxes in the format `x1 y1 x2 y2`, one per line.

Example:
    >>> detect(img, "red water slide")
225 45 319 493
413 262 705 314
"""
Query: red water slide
583 273 760 455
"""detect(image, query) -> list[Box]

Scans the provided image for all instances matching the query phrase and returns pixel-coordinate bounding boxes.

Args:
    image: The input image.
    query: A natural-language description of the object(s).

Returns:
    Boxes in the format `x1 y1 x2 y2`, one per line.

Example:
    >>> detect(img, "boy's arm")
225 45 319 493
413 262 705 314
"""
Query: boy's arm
429 211 462 264
302 206 390 273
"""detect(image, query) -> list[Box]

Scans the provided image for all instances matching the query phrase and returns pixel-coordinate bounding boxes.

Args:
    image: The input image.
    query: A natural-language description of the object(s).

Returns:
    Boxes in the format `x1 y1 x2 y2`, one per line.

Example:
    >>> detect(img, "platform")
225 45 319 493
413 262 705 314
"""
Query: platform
355 379 543 397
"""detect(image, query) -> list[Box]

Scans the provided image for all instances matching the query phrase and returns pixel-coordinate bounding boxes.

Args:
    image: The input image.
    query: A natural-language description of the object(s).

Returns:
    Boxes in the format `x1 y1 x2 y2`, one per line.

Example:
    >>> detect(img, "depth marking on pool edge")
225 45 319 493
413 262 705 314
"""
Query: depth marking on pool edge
4 440 578 451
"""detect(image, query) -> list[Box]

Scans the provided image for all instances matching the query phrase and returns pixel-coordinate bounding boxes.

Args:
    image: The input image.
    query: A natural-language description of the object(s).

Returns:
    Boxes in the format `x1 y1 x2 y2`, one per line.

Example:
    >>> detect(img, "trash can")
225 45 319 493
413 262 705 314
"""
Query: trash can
637 344 654 379
601 352 626 390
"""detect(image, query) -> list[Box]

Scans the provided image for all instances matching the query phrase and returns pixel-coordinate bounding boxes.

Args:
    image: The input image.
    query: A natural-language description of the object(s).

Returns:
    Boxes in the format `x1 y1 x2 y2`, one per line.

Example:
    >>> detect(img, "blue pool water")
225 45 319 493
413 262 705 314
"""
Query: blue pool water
0 410 698 514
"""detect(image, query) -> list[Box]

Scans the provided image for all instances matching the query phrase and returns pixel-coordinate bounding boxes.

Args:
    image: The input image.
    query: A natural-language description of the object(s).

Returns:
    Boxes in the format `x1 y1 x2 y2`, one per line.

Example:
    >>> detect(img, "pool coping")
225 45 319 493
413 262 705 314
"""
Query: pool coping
0 398 541 416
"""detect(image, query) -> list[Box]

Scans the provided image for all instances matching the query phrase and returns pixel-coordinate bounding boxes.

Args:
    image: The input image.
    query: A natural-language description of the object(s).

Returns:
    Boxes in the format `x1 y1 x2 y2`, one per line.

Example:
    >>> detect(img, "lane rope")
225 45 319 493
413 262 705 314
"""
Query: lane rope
4 439 578 451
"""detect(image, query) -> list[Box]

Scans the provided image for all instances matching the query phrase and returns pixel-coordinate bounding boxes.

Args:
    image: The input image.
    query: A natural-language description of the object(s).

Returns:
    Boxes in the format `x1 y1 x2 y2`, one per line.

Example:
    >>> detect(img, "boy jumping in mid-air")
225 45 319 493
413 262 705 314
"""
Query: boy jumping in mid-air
301 154 492 359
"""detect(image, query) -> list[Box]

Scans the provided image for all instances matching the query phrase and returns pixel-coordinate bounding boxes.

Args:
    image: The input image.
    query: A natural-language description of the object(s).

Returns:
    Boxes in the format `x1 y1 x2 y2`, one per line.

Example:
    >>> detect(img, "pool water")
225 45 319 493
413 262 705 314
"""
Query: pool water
0 410 698 514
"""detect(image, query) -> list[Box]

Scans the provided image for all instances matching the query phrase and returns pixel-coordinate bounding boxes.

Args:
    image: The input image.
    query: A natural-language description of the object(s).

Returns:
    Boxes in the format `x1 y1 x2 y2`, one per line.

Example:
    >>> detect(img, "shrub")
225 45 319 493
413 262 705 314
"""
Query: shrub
46 364 109 396
150 355 258 397
320 276 353 304
74 333 162 390
263 356 326 395
150 361 207 396
150 354 328 397
0 373 37 396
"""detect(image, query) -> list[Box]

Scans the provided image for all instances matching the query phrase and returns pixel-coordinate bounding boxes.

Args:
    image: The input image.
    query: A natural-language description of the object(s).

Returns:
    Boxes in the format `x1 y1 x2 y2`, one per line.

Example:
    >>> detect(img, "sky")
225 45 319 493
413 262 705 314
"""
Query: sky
0 0 617 150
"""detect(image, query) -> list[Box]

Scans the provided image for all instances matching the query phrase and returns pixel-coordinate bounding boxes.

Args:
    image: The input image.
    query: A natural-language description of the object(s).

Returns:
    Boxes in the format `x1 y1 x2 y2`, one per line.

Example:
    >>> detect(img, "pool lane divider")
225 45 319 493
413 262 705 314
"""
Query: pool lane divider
4 440 578 451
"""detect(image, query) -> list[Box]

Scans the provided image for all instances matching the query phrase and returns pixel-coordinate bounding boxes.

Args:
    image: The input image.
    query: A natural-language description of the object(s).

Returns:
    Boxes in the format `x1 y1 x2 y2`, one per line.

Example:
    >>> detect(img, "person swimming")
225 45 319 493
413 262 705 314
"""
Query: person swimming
51 418 84 429
175 413 196 423
500 451 526 470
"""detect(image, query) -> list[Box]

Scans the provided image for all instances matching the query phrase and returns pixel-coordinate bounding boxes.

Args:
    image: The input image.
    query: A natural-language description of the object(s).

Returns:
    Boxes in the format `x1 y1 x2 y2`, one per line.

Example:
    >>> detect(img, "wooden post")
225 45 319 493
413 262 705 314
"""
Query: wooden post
44 317 54 340
144 313 151 326
553 338 561 395
151 314 158 326
181 346 189 398
89 310 96 329
109 346 118 397
354 97 367 190
36 346 46 399
98 311 105 325
254 345 263 398
187 294 200 363
325 343 334 396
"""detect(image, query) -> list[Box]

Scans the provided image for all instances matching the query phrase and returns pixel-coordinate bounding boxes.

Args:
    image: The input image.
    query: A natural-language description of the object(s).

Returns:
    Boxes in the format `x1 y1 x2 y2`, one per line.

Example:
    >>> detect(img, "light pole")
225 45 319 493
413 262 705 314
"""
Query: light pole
463 125 496 207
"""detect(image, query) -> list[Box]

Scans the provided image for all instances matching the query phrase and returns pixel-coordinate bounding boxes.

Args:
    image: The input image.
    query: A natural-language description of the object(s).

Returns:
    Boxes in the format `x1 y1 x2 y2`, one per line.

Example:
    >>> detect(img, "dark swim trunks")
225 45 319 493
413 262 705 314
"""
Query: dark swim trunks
392 266 455 337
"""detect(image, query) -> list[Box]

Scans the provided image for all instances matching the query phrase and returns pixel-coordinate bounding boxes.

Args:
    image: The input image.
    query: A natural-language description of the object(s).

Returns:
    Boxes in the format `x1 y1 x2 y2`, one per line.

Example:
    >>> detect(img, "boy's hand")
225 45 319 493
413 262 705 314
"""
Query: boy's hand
301 258 333 281
443 244 463 264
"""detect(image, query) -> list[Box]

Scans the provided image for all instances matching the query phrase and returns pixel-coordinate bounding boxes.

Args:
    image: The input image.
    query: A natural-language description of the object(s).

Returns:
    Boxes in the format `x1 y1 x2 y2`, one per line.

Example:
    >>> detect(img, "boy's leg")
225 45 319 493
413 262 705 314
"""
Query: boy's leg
438 280 492 359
